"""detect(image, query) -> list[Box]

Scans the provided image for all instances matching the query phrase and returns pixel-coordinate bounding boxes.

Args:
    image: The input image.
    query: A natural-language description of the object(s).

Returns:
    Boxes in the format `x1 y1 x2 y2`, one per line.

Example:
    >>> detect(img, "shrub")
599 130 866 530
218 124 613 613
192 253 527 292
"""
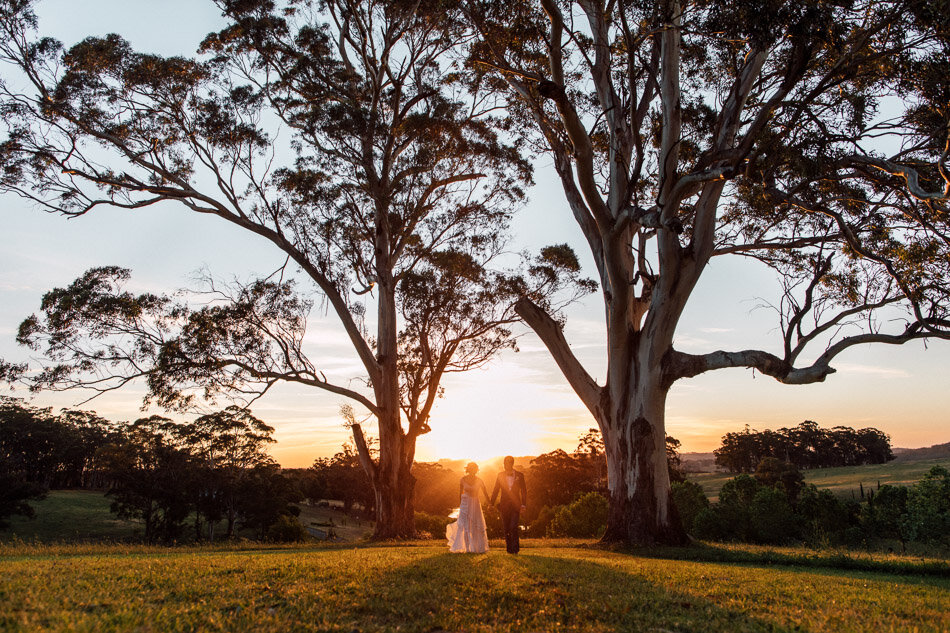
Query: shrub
266 514 309 543
694 473 797 544
691 506 730 541
671 480 708 534
719 474 761 508
749 487 798 544
526 505 555 537
861 484 910 547
547 492 608 538
414 511 452 539
903 466 950 546
797 484 858 547
707 475 762 542
754 458 804 502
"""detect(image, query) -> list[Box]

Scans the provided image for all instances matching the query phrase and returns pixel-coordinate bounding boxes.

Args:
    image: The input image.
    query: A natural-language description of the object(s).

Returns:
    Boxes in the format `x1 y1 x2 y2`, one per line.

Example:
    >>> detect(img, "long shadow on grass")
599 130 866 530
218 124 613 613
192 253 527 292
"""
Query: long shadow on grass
350 551 798 633
624 543 950 583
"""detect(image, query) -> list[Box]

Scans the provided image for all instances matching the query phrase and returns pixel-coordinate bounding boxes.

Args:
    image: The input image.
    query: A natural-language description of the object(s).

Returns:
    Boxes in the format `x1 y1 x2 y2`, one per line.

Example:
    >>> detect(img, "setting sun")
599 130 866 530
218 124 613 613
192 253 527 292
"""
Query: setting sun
413 361 596 463
416 397 540 462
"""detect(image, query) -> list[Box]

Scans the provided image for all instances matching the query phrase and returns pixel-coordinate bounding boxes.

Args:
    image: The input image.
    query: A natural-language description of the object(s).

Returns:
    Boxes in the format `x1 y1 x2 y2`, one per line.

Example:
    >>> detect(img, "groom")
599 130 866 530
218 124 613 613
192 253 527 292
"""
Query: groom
490 456 527 554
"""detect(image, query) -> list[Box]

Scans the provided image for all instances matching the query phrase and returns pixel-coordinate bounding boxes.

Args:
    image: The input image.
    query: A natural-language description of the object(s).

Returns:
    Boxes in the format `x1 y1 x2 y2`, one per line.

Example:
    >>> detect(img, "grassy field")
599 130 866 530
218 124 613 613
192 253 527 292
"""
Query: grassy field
1 491 372 544
1 491 140 543
688 456 950 501
1 540 948 632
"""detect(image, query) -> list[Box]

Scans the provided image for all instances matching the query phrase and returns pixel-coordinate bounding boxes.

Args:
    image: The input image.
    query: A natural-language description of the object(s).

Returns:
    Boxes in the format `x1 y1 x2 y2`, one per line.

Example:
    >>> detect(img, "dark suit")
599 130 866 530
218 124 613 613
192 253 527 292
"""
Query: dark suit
490 469 527 553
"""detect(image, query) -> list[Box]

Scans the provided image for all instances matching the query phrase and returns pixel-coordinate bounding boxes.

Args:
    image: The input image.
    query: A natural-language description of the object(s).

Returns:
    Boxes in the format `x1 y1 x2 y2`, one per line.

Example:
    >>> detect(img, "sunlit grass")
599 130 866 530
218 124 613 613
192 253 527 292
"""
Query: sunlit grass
1 540 947 632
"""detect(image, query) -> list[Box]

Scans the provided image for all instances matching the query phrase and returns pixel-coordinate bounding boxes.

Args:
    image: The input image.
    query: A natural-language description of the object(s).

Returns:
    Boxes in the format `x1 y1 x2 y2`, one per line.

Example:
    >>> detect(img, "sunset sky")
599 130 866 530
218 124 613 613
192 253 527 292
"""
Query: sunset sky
1 0 948 468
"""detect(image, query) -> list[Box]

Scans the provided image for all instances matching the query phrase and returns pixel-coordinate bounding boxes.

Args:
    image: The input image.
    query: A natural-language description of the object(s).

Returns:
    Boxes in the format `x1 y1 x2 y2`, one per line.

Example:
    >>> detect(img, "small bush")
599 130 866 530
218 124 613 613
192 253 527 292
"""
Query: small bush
798 485 858 547
266 514 309 543
903 466 950 546
547 492 608 538
671 480 708 534
526 506 555 537
749 487 797 544
692 506 730 541
754 458 804 502
862 484 910 546
415 511 451 539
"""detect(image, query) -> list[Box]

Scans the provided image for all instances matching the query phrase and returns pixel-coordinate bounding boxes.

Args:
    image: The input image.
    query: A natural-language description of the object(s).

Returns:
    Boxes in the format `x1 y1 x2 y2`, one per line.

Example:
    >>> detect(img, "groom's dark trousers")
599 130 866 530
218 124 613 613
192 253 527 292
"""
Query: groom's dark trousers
491 470 527 554
500 506 520 554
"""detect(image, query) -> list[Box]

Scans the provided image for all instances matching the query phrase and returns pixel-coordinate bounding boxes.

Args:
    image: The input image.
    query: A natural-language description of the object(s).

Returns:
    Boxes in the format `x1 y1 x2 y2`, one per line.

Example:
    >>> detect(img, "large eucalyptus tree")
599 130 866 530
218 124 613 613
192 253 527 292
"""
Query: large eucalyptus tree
0 0 586 537
465 0 950 544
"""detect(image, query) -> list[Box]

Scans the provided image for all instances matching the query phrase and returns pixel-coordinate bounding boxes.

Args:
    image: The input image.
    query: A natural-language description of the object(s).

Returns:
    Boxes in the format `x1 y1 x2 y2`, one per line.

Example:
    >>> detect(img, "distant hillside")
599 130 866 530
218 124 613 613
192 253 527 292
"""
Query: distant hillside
687 452 950 501
893 442 950 461
680 452 718 473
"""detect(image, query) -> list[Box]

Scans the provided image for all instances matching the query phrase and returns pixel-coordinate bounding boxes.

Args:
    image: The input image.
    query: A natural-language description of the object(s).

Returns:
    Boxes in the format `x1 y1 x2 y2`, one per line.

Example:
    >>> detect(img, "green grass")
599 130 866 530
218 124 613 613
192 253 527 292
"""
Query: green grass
1 491 141 543
2 492 372 544
0 540 947 632
688 456 950 501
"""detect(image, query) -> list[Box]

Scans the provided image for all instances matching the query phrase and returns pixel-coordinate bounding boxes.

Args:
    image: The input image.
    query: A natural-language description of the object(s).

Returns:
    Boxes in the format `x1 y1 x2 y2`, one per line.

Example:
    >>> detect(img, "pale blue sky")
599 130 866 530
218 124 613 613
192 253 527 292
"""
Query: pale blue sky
1 0 947 466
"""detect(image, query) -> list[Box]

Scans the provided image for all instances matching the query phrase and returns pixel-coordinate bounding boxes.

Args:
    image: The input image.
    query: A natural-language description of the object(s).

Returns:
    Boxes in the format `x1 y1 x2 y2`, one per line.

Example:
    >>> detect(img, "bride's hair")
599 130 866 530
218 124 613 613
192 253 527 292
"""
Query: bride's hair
465 462 479 474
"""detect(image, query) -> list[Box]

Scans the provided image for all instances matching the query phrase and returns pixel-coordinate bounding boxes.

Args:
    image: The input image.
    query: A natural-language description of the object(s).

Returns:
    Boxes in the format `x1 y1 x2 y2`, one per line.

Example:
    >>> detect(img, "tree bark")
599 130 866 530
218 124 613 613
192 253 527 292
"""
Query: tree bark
371 445 416 539
517 297 689 546
599 371 687 545
353 415 418 539
364 209 419 538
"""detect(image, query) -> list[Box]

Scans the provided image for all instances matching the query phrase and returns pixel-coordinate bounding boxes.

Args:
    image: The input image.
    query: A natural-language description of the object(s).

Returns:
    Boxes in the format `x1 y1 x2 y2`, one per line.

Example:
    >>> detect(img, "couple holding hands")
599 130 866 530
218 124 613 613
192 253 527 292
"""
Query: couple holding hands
445 456 526 554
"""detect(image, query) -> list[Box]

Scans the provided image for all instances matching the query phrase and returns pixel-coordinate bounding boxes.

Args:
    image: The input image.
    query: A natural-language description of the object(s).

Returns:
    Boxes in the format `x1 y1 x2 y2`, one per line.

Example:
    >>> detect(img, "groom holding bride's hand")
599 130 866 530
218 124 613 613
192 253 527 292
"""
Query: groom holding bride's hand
490 455 527 554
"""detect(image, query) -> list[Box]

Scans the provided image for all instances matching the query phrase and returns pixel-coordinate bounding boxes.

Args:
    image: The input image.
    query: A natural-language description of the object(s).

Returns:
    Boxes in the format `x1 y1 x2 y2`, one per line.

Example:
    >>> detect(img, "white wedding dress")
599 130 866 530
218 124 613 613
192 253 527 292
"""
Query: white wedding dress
446 478 489 553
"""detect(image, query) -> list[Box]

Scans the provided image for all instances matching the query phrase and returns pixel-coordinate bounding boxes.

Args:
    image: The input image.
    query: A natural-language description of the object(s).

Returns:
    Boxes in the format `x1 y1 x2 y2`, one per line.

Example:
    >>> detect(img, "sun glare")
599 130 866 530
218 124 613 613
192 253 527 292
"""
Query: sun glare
417 405 539 462
418 416 537 462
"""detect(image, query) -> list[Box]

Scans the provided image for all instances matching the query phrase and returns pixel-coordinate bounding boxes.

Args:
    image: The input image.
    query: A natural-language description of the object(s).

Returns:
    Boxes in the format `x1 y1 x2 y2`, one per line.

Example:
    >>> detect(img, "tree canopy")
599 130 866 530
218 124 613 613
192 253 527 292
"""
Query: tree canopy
715 421 894 473
462 0 950 544
0 0 589 538
1 0 948 545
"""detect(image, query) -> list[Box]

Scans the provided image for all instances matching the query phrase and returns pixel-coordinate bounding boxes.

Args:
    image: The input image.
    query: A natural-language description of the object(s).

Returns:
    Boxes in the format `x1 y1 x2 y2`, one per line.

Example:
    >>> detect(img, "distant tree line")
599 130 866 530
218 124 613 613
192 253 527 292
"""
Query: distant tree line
672 459 950 550
714 421 894 473
0 398 113 493
304 427 677 539
308 422 947 549
0 398 304 542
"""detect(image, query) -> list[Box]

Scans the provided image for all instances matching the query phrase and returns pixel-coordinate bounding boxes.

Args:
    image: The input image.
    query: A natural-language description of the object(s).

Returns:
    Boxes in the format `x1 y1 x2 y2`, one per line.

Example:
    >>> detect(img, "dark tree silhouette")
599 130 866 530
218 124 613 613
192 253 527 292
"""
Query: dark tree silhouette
0 0 589 538
174 406 277 539
309 439 377 516
99 416 195 543
715 421 894 472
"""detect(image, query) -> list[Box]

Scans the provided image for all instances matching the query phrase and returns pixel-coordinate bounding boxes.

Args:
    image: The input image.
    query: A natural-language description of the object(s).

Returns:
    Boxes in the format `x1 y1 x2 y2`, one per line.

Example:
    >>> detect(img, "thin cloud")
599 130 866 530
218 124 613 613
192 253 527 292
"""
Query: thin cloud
672 334 712 350
834 363 910 378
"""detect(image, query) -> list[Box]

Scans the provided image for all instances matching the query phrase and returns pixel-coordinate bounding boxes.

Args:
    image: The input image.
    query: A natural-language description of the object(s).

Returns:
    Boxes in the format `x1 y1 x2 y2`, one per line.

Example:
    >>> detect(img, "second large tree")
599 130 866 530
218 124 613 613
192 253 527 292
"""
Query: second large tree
466 0 950 545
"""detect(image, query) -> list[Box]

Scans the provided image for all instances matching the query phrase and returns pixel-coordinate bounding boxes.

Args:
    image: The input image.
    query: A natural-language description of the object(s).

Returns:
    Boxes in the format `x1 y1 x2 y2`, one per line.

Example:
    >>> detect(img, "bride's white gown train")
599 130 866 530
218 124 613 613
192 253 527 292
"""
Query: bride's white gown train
446 481 489 553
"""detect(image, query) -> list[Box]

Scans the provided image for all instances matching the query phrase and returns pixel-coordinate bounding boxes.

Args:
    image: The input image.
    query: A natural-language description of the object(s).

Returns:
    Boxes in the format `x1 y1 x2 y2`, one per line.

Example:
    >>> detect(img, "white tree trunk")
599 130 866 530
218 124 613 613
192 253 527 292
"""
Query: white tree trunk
601 366 685 545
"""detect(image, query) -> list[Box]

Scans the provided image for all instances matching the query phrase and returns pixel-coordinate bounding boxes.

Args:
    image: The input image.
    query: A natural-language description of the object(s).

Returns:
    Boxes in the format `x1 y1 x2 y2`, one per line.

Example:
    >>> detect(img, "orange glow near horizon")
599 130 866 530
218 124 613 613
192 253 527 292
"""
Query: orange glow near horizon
415 411 541 463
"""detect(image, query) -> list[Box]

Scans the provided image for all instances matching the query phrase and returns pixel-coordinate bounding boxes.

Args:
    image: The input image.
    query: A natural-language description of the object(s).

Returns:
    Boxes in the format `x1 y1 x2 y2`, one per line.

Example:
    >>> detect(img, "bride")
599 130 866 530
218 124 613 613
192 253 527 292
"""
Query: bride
446 462 490 553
